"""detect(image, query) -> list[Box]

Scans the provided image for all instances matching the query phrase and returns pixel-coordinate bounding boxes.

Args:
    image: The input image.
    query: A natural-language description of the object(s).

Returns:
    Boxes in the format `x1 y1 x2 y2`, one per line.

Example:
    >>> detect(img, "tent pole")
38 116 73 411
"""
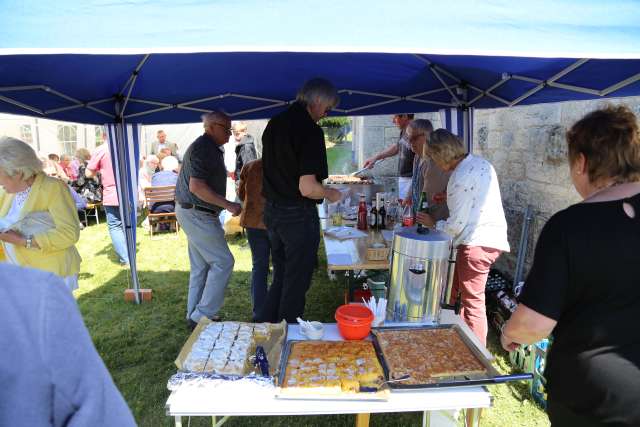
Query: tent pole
109 100 141 304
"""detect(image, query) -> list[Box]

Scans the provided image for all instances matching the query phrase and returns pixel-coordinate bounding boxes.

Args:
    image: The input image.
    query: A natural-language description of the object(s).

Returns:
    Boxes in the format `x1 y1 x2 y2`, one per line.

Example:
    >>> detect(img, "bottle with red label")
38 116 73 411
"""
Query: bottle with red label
357 194 368 230
402 199 414 226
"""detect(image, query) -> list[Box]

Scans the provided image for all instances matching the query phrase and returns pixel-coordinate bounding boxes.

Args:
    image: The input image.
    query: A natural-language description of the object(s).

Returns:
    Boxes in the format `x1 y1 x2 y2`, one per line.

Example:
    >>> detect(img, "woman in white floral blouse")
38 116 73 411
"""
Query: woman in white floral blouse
418 129 509 346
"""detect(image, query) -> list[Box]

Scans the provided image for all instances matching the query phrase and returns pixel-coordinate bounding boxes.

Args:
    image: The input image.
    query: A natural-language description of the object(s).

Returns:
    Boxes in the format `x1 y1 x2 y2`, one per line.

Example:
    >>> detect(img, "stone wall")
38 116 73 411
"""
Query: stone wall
474 96 640 279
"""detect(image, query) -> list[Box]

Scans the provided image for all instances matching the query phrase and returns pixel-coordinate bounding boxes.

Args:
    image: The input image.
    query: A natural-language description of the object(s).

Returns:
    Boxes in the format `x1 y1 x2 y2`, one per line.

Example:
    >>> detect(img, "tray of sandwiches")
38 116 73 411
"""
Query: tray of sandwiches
276 340 389 400
371 324 531 389
175 320 287 378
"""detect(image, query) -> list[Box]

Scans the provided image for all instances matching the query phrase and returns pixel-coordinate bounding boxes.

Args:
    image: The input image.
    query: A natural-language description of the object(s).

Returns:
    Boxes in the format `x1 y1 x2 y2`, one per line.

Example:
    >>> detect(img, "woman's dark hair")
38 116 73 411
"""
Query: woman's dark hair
567 105 640 183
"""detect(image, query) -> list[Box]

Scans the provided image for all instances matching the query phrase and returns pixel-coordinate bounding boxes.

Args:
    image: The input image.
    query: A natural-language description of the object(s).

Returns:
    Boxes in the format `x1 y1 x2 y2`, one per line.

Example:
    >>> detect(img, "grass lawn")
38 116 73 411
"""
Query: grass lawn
75 222 549 427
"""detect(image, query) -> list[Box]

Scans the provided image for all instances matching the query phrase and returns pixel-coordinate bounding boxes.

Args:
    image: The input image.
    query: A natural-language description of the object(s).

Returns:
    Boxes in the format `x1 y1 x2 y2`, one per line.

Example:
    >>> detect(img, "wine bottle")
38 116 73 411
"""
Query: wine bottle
357 194 368 230
369 199 378 229
417 191 429 234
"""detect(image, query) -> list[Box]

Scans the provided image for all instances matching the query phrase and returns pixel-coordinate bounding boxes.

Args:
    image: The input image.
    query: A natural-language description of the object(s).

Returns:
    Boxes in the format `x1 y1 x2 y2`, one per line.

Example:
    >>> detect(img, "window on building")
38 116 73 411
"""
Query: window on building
95 126 105 146
19 124 33 144
57 124 78 155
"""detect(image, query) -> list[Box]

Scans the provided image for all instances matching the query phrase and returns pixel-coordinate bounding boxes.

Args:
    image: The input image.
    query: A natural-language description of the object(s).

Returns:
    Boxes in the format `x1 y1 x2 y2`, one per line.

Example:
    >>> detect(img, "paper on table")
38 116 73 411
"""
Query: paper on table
324 226 367 240
327 253 353 266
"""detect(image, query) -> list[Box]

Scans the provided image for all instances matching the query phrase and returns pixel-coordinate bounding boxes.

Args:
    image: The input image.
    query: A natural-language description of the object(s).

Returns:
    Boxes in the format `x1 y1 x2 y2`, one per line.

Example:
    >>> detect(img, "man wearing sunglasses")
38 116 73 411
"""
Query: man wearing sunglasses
258 78 342 323
176 111 242 329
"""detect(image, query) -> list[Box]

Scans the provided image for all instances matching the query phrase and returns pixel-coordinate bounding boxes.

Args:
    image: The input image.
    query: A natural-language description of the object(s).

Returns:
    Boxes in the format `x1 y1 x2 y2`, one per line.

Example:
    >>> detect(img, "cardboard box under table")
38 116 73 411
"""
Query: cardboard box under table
166 311 497 427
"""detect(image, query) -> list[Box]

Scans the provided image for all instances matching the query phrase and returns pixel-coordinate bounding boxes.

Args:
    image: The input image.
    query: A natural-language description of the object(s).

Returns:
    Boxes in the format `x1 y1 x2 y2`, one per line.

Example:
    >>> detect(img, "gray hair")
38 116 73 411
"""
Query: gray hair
201 111 230 129
0 136 43 179
161 155 179 172
231 121 248 131
296 78 340 108
426 129 467 165
407 119 434 135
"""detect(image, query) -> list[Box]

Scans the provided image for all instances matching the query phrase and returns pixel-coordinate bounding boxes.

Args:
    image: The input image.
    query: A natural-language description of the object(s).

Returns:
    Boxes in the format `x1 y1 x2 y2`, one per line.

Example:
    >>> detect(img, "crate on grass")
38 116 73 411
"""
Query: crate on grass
366 278 387 300
485 269 511 293
530 339 550 408
531 373 547 409
509 343 534 373
487 289 518 335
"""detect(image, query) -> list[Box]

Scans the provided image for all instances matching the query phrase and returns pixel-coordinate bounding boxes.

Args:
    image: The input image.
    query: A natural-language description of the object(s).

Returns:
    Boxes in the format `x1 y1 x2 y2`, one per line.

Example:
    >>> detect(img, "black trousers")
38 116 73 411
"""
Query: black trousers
257 201 320 323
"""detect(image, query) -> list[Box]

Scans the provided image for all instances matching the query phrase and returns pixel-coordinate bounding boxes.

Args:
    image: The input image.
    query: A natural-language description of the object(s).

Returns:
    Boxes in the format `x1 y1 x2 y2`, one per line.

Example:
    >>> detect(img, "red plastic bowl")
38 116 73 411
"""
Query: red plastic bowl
335 304 374 340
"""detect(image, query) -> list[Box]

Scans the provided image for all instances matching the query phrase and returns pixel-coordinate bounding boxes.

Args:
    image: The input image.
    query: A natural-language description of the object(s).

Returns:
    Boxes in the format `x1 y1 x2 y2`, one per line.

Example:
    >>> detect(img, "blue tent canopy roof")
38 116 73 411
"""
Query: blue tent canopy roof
1 52 640 125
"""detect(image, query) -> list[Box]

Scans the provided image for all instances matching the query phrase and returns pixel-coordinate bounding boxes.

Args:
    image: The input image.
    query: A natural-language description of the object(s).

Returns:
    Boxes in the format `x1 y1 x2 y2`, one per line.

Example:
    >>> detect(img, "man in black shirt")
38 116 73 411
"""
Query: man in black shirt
258 78 342 322
175 111 242 329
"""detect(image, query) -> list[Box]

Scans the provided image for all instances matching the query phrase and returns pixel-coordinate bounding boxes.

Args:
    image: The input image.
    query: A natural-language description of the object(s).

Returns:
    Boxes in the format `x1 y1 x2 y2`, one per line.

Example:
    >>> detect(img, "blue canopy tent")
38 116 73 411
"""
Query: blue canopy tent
2 1 640 301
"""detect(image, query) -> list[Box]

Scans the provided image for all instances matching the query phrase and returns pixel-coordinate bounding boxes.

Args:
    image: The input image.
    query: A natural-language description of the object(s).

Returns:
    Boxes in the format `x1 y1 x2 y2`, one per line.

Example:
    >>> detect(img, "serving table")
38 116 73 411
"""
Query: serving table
165 311 493 427
319 208 392 302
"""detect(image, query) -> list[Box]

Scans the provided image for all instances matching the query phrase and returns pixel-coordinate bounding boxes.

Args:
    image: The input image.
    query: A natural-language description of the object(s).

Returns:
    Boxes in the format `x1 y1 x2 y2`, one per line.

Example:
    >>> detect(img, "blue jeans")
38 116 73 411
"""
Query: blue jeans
176 205 234 322
257 201 320 323
246 227 271 319
104 205 129 265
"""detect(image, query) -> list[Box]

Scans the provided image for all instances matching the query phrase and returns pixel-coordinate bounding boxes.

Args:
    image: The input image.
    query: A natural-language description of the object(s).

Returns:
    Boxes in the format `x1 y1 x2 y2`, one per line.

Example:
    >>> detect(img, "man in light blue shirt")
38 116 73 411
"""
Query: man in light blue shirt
0 263 136 427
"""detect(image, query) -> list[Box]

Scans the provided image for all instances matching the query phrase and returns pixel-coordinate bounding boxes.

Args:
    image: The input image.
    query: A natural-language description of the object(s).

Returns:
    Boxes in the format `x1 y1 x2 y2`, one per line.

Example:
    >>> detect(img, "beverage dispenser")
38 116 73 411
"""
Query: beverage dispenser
386 226 452 323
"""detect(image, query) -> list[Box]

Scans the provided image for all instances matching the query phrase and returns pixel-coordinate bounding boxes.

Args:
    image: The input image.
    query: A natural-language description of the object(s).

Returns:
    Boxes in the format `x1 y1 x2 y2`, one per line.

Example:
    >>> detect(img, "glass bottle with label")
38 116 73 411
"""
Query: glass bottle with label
385 199 394 229
357 194 368 230
402 199 414 227
416 191 429 234
369 199 378 230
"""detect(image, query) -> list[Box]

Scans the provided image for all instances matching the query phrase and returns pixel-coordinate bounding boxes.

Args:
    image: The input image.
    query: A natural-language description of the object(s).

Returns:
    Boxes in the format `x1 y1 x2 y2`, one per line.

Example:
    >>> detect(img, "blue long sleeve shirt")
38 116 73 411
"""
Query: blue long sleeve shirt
0 264 137 427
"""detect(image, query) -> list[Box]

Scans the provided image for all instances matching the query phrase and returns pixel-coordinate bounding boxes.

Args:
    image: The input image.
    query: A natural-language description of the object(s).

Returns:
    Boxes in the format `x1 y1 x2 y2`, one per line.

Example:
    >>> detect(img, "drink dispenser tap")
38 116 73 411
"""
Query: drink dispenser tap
440 246 461 315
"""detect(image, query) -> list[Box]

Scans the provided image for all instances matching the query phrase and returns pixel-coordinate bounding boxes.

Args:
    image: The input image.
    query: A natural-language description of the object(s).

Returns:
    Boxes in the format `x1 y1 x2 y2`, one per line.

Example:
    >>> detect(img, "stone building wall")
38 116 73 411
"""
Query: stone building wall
473 96 640 279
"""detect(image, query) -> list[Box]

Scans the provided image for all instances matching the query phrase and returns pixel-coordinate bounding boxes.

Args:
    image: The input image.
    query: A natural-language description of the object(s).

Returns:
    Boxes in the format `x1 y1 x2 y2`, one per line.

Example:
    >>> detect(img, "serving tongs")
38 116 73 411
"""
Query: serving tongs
350 158 387 177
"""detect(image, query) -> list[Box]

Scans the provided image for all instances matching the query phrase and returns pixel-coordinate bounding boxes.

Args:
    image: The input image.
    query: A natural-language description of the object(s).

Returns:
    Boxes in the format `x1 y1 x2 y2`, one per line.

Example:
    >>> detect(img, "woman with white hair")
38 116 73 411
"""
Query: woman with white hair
0 137 81 291
419 129 509 346
138 154 160 205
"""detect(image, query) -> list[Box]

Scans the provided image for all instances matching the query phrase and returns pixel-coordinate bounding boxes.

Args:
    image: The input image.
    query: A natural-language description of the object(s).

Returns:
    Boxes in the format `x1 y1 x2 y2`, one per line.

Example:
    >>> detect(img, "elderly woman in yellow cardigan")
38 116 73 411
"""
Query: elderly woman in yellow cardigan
0 137 81 291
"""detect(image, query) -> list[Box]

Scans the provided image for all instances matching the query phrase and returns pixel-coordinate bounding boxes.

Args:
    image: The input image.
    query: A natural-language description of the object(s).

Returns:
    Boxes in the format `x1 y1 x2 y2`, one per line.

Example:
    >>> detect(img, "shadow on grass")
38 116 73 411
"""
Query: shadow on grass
95 242 142 265
486 330 542 406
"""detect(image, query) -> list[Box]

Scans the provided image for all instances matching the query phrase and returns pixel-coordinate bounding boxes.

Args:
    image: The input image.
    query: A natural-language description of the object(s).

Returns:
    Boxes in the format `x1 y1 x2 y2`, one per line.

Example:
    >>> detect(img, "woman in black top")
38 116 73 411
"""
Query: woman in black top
501 105 640 426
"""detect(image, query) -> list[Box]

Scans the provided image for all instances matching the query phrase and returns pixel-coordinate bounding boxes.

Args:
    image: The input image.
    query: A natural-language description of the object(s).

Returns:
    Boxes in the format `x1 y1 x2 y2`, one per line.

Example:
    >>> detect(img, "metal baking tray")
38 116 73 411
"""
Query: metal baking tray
275 340 390 401
371 324 531 389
